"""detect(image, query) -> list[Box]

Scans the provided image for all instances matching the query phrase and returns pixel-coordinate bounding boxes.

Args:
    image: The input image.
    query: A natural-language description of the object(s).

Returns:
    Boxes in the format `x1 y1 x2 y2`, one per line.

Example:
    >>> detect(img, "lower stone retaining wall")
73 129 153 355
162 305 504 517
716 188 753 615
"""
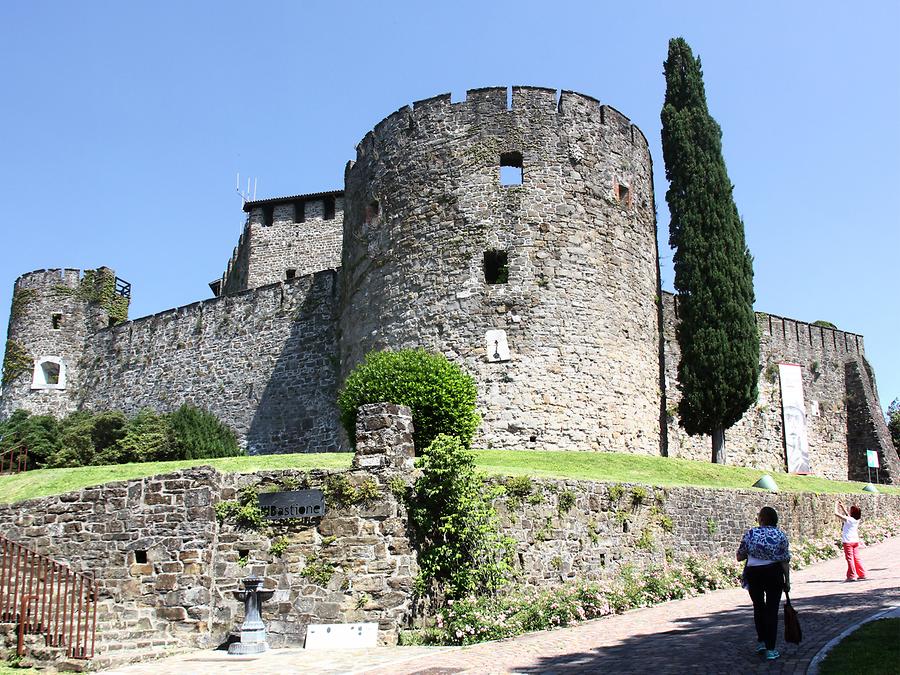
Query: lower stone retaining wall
0 465 416 665
1 462 898 666
494 479 900 587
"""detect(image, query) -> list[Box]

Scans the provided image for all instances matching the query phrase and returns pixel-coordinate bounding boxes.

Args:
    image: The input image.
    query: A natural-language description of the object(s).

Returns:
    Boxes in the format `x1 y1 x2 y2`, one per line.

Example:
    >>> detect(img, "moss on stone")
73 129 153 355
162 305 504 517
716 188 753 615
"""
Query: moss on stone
2 339 31 386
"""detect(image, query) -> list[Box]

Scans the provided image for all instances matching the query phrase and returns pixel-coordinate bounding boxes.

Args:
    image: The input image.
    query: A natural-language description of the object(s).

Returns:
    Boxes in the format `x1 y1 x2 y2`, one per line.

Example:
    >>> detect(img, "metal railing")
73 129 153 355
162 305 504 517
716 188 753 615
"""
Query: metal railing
0 444 28 475
114 277 131 299
0 535 97 660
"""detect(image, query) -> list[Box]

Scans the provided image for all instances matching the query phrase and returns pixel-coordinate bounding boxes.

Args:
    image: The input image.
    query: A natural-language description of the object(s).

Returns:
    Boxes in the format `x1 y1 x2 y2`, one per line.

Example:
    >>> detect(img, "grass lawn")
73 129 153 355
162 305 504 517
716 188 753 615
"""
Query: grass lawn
819 618 900 674
0 449 896 505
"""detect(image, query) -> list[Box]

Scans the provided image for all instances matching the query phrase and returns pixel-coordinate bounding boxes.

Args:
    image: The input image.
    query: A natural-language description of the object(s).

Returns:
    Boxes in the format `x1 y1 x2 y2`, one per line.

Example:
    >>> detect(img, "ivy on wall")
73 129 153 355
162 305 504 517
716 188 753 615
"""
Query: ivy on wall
10 288 37 321
2 339 31 386
52 268 129 324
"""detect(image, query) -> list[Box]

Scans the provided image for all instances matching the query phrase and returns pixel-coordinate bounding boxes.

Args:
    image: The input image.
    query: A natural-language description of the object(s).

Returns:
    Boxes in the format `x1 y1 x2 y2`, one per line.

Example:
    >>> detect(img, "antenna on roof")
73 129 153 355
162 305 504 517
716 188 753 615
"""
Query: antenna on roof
236 172 259 207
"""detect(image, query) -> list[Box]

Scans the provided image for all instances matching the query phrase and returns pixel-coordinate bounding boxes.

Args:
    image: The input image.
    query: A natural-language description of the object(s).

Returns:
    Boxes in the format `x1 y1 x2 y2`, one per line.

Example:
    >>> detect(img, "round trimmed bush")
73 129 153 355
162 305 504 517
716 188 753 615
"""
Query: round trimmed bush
338 349 480 450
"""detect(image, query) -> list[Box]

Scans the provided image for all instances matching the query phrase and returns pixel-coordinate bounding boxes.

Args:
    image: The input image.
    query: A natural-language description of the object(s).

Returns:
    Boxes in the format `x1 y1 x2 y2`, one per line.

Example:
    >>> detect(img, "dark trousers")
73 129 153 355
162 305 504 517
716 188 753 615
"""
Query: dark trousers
745 562 784 649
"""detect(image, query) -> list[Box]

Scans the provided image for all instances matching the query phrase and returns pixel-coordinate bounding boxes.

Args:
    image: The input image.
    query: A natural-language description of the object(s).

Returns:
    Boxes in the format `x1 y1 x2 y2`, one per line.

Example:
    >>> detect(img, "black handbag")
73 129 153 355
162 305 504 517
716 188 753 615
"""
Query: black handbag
784 593 802 644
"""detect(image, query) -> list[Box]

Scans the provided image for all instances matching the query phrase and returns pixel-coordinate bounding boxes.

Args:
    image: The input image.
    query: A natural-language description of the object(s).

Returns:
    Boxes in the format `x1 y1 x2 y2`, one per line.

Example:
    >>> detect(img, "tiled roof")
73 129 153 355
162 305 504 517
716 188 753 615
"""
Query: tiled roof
242 189 343 212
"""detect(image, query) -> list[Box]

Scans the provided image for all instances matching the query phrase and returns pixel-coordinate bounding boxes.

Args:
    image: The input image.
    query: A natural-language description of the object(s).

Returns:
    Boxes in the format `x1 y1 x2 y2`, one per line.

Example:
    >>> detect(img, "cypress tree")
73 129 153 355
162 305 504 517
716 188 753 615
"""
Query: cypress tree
661 37 759 463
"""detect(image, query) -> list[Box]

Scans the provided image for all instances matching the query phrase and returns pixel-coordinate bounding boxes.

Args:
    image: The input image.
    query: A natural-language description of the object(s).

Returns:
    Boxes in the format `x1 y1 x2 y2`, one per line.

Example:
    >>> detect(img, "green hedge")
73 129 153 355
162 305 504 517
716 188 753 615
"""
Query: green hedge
0 405 242 469
338 348 480 450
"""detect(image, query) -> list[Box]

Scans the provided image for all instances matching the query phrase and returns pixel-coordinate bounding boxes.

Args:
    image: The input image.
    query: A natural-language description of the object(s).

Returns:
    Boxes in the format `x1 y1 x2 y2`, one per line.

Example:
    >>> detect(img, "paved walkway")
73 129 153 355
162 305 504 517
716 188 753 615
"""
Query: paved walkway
101 536 900 675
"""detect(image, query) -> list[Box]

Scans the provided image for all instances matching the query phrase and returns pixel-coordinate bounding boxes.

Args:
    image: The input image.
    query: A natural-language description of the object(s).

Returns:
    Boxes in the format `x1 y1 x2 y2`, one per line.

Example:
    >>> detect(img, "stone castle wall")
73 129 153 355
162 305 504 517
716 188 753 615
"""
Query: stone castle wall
662 293 897 481
220 196 343 296
2 87 897 484
1 269 112 420
76 271 341 455
1 458 898 665
340 87 663 453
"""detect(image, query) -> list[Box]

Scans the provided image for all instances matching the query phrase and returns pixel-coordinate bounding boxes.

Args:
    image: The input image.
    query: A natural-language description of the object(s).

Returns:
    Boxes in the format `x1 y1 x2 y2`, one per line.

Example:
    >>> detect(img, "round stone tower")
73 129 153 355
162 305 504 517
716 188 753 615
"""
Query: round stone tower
339 87 663 453
1 267 123 419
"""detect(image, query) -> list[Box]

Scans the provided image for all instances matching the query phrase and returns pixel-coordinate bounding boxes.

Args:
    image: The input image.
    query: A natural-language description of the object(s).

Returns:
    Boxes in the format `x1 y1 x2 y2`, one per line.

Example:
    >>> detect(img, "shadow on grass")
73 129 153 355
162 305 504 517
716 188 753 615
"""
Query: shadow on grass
512 588 900 675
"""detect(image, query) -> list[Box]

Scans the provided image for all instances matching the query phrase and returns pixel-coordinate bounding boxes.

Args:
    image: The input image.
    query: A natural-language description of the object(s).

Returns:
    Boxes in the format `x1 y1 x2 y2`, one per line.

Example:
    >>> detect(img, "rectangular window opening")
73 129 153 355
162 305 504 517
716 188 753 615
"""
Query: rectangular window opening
293 201 305 223
42 361 60 385
52 313 63 329
500 152 523 186
484 250 509 284
616 184 630 205
285 269 297 280
323 196 336 220
238 549 250 559
135 550 148 564
263 205 274 226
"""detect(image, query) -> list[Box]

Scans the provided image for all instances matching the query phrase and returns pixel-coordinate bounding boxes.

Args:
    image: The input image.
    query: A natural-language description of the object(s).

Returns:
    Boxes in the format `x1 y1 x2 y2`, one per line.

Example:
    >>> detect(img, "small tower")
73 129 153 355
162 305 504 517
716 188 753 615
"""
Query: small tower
0 267 129 419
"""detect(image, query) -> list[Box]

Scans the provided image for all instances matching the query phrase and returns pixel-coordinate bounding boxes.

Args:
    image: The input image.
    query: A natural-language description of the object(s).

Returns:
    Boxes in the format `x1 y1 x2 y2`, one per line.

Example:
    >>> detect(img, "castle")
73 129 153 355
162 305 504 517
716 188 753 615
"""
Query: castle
2 86 897 484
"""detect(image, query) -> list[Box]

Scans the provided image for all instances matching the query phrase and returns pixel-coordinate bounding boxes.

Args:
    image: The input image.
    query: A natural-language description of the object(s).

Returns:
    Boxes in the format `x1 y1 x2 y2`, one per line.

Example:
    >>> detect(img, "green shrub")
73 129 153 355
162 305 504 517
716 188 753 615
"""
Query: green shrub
630 486 647 507
337 349 480 450
167 404 241 460
504 476 534 509
0 410 60 468
301 554 335 586
607 483 624 502
558 489 577 514
1 406 242 468
407 434 514 599
270 537 289 557
115 409 171 462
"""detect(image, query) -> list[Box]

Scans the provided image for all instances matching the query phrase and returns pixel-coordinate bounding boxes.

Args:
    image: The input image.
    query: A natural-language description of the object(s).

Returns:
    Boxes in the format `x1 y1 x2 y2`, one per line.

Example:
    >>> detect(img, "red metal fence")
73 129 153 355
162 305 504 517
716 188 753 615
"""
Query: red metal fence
0 534 97 660
0 444 28 475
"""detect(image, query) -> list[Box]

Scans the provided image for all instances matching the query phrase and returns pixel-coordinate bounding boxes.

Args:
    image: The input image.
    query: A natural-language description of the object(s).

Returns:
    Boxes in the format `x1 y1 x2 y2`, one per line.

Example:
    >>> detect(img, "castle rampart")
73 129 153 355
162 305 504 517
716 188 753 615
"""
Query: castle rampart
662 292 896 481
1 268 120 419
340 86 662 452
75 270 341 454
216 192 344 296
1 86 896 483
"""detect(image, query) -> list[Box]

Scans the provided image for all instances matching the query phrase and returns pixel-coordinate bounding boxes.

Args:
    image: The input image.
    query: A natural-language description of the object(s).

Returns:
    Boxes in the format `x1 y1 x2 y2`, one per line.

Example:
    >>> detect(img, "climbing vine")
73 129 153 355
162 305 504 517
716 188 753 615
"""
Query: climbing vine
52 268 129 324
2 340 31 386
10 288 37 321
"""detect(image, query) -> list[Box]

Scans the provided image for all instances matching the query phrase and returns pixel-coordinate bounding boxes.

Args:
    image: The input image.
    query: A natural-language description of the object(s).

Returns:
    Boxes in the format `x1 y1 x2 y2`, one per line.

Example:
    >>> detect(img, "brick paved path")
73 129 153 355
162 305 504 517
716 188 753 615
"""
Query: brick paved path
101 536 900 675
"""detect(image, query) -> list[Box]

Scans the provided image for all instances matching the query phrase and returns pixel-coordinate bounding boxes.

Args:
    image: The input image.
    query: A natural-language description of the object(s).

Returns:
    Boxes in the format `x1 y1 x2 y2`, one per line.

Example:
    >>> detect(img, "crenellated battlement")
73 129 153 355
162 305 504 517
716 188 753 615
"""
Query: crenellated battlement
663 291 865 356
355 86 648 162
15 268 84 291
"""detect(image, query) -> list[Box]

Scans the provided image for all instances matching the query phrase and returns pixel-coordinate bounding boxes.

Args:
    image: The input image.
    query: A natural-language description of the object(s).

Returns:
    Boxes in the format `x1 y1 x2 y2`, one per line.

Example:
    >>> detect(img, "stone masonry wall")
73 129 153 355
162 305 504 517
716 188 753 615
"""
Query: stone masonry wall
77 270 342 455
492 477 900 588
0 465 416 666
662 293 899 482
341 87 663 454
2 461 898 667
219 196 343 296
0 269 113 420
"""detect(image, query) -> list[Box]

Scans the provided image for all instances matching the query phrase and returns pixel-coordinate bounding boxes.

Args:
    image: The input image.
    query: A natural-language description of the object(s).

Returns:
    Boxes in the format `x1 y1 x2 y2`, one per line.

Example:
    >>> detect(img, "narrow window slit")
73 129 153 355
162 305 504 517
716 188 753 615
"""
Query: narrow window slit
323 196 336 220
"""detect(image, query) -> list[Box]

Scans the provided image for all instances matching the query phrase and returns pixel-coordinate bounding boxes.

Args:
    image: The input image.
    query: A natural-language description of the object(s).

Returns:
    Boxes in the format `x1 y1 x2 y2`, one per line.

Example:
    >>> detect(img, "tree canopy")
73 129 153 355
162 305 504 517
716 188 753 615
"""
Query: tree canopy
661 37 759 463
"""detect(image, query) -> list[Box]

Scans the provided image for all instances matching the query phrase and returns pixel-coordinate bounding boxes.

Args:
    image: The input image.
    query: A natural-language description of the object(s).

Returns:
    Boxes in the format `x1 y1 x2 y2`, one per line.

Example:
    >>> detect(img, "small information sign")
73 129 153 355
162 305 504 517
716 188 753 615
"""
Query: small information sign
258 489 325 520
866 450 879 469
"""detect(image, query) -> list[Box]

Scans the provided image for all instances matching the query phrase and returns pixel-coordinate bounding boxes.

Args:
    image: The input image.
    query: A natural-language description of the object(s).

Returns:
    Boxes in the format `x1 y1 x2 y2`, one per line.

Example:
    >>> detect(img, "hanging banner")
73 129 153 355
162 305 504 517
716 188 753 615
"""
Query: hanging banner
778 363 811 474
866 450 880 469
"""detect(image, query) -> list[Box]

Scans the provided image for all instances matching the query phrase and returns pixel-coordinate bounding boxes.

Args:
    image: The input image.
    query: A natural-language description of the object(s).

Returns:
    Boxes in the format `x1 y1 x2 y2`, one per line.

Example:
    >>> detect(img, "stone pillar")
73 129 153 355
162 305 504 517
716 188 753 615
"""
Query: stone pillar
352 403 415 470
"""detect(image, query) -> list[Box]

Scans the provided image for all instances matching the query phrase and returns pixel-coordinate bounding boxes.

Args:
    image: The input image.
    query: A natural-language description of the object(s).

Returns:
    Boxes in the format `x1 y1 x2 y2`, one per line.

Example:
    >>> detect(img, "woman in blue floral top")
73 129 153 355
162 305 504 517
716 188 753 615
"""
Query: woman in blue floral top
736 506 791 661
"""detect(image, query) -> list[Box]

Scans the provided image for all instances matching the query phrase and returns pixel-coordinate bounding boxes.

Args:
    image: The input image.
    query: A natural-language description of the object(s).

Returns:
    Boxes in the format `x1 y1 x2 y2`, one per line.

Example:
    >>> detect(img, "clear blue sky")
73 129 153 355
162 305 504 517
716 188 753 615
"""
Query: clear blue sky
2 1 898 413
